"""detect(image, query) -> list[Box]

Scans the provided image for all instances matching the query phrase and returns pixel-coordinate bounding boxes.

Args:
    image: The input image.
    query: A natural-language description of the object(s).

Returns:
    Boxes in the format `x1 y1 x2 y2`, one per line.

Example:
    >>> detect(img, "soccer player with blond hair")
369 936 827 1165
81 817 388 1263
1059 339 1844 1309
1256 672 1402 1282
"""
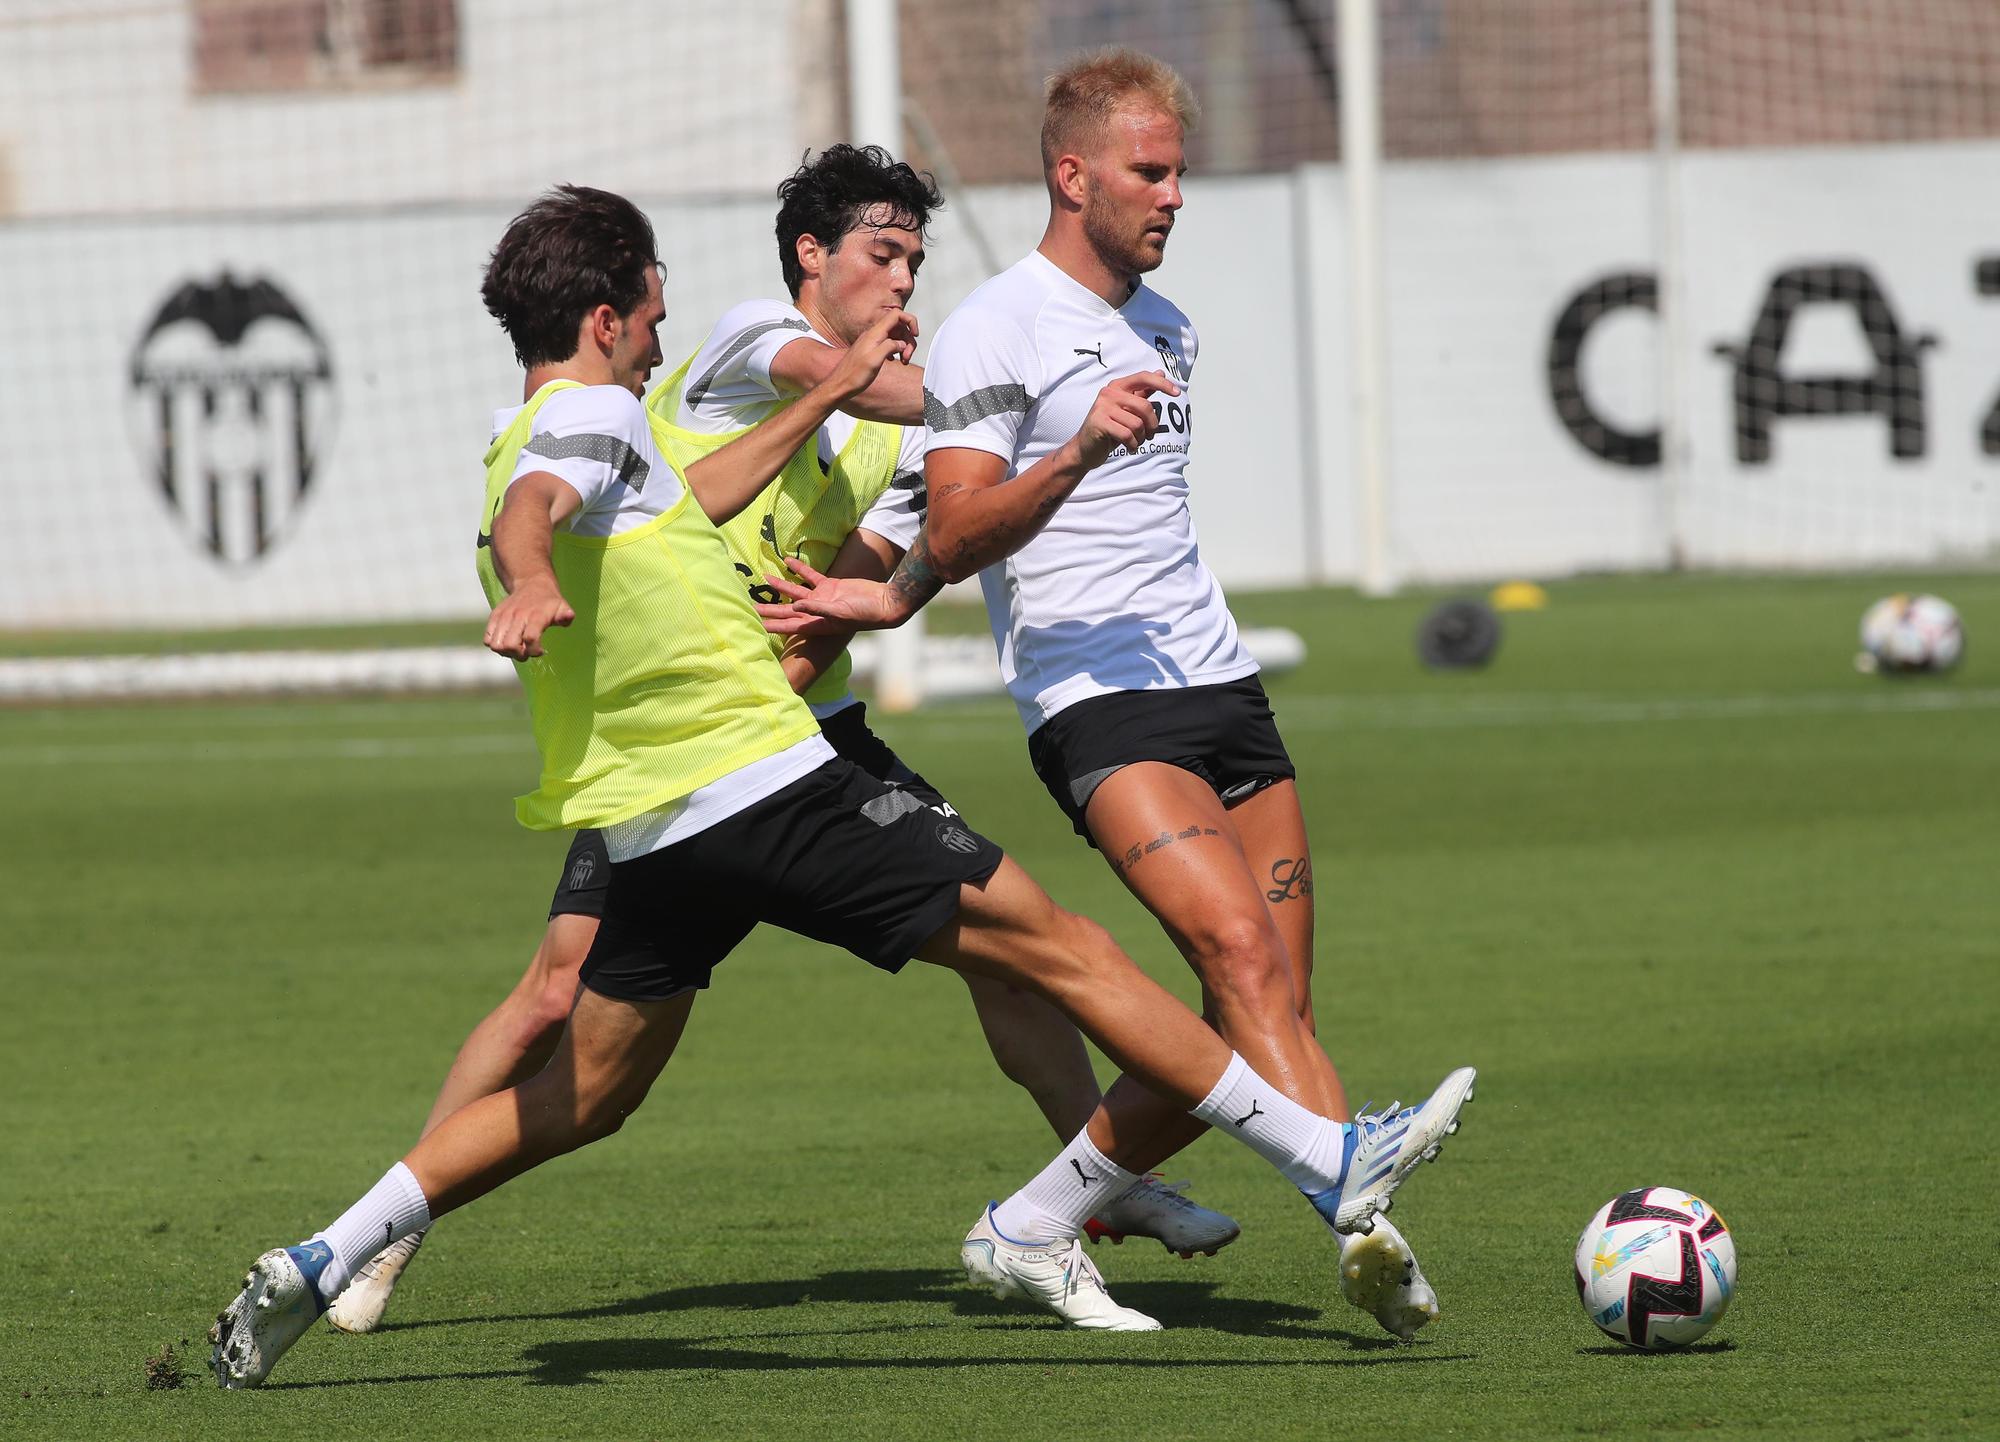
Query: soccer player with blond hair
765 47 1460 1340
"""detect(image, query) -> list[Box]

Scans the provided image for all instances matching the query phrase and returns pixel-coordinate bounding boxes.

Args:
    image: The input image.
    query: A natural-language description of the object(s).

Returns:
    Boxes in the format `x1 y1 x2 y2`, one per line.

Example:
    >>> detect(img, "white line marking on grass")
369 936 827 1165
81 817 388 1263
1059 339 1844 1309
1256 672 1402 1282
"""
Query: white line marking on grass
4 687 1992 768
0 733 534 767
1267 687 2000 729
886 687 2000 734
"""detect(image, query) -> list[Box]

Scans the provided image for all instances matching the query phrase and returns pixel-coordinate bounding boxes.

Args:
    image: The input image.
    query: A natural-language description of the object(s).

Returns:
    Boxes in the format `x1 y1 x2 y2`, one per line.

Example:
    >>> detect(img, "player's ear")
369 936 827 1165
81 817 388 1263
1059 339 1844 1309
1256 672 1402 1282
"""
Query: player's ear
795 233 825 284
586 302 619 353
1054 153 1088 209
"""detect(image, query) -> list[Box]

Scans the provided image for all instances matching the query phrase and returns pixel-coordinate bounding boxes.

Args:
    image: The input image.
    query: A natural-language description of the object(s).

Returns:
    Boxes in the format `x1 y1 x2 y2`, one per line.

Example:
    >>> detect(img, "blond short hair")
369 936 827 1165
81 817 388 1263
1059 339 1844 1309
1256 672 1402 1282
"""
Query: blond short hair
1040 47 1200 173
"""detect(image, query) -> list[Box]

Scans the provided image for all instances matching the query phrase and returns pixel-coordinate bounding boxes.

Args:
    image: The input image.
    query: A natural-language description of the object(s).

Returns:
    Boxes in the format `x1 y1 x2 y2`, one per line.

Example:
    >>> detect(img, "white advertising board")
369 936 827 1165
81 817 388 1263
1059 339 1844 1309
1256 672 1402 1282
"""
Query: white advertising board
3 143 1997 628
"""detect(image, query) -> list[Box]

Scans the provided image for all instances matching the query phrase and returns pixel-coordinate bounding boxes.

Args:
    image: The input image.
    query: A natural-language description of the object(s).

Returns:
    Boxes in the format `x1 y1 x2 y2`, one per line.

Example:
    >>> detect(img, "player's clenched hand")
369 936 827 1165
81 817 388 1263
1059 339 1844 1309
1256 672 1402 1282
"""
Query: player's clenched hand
824 309 918 402
1074 370 1179 469
484 577 574 659
755 558 899 636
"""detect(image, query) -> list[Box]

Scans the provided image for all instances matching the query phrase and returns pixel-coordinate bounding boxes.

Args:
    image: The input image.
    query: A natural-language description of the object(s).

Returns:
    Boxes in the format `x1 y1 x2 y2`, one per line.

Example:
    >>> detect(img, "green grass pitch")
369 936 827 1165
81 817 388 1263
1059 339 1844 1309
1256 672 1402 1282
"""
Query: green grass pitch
2 573 1997 1440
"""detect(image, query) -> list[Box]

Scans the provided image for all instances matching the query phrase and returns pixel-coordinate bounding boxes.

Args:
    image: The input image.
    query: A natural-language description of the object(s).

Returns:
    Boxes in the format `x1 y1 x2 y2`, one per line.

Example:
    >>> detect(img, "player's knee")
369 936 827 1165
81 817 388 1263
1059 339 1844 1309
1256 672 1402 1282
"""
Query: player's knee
572 1074 650 1143
1047 909 1133 988
529 970 580 1036
1192 919 1292 1009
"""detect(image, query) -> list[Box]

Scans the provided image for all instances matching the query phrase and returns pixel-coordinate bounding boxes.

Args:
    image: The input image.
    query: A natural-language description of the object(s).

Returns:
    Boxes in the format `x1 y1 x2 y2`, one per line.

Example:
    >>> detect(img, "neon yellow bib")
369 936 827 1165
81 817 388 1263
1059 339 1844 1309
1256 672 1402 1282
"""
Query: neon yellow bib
478 380 819 830
645 355 905 708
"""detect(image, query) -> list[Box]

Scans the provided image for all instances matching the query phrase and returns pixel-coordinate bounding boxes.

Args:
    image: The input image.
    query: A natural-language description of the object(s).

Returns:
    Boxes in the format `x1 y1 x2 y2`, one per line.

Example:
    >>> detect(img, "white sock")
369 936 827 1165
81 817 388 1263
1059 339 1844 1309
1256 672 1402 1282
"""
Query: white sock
1190 1053 1351 1193
991 1129 1138 1245
305 1162 433 1302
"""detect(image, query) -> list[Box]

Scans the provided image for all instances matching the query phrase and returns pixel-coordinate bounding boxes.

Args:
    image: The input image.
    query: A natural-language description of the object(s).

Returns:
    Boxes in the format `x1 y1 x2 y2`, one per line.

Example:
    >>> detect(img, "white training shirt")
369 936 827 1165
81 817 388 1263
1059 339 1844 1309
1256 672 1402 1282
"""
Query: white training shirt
496 382 832 860
676 297 927 555
922 250 1256 732
673 297 928 717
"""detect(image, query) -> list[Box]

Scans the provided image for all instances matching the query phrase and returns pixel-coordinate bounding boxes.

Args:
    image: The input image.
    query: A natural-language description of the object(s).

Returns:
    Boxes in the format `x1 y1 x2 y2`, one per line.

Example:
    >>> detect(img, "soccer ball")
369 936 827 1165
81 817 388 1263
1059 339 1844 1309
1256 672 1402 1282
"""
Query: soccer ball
1857 593 1964 674
1574 1187 1736 1350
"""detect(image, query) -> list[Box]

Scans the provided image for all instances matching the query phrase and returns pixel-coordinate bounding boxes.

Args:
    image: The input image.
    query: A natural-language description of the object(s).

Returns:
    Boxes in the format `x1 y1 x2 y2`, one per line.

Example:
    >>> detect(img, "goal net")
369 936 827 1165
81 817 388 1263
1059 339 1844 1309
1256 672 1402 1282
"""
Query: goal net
1368 0 2000 583
3 1 1996 700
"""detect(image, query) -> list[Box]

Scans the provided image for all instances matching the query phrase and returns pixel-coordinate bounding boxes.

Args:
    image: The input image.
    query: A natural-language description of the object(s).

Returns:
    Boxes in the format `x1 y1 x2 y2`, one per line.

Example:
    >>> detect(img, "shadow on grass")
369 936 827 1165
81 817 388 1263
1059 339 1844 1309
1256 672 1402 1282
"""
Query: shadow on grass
380 1267 1397 1345
275 1330 1470 1391
261 1267 1467 1388
1576 1340 1738 1357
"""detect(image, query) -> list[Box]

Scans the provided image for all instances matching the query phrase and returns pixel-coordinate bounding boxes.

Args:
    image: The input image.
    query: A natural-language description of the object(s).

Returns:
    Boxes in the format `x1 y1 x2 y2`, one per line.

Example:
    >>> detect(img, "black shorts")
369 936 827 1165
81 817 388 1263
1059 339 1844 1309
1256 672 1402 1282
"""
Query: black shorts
550 829 612 918
1027 675 1295 843
579 756 1003 1004
547 701 960 919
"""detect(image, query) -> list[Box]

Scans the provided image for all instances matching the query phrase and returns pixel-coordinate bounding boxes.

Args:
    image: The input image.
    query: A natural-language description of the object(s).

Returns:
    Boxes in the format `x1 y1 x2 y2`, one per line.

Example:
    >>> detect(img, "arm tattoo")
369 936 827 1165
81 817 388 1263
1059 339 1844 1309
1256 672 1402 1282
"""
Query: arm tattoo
886 529 946 614
1105 824 1221 878
1266 857 1313 903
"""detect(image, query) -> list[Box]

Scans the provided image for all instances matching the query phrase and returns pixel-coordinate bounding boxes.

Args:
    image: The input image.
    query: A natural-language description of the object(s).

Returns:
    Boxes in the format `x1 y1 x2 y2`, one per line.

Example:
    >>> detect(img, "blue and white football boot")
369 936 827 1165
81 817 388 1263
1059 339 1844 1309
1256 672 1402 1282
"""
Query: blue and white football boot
210 1240 335 1389
1306 1066 1476 1235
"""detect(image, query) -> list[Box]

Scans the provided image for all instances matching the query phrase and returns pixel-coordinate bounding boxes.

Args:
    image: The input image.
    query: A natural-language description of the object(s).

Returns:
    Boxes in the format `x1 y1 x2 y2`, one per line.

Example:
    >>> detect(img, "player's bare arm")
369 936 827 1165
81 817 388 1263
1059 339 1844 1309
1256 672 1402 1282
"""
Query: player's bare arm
685 308 918 526
484 471 581 660
775 526 898 691
756 520 949 637
769 333 926 426
927 369 1178 582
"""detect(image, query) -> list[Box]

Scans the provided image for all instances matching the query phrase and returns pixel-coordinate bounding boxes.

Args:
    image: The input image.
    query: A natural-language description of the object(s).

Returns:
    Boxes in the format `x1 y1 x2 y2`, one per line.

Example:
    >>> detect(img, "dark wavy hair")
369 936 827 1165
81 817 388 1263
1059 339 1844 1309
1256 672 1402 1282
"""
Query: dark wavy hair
775 145 945 298
481 185 659 368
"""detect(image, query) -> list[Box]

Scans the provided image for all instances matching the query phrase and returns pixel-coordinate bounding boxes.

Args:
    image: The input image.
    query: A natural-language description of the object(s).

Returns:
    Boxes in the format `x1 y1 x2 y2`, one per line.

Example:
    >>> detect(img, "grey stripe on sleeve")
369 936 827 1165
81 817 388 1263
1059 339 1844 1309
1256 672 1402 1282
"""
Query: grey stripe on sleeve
523 432 651 493
685 318 812 407
923 383 1034 434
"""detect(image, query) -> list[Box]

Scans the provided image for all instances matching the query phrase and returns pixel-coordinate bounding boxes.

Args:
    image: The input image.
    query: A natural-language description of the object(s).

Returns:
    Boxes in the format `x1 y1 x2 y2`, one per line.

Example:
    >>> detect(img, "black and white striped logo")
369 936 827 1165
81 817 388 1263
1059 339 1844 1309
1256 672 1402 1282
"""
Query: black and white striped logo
936 823 981 854
127 272 336 565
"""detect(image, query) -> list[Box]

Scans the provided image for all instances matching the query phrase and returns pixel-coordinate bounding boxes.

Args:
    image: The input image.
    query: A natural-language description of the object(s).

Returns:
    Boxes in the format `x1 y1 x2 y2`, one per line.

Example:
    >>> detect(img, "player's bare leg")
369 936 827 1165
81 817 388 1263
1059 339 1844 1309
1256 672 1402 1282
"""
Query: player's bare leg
402 985 694 1214
958 972 1238 1256
327 913 596 1333
1226 778 1440 1338
1222 779 1345 1117
959 973 1099 1135
214 988 694 1387
416 914 598 1137
1084 763 1344 1114
924 858 1471 1329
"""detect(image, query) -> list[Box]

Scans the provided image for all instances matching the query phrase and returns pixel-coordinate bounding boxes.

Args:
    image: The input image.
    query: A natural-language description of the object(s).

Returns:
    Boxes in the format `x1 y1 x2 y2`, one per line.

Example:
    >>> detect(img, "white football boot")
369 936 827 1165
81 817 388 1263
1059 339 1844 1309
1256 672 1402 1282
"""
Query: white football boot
1338 1215 1440 1341
1084 1175 1240 1258
326 1228 426 1334
961 1204 1162 1331
210 1241 334 1389
1305 1066 1476 1234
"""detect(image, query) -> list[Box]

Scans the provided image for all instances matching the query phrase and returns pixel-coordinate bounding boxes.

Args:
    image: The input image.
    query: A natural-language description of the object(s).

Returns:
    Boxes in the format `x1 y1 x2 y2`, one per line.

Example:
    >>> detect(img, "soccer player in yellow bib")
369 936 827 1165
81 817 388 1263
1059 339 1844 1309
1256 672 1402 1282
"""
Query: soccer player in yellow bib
321 149 1235 1340
210 184 1473 1389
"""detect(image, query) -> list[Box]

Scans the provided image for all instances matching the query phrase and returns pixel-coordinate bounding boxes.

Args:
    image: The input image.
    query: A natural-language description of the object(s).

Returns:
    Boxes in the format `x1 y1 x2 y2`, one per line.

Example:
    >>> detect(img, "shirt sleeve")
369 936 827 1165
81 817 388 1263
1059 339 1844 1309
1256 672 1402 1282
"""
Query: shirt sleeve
921 305 1039 464
679 298 820 426
511 387 660 524
853 424 929 552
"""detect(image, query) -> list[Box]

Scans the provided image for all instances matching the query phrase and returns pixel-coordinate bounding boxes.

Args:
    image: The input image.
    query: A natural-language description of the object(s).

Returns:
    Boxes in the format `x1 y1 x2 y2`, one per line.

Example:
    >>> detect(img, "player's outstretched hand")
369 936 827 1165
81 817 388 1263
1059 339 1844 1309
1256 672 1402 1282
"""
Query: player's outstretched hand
756 558 900 636
1074 370 1179 470
484 578 574 659
824 309 918 402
